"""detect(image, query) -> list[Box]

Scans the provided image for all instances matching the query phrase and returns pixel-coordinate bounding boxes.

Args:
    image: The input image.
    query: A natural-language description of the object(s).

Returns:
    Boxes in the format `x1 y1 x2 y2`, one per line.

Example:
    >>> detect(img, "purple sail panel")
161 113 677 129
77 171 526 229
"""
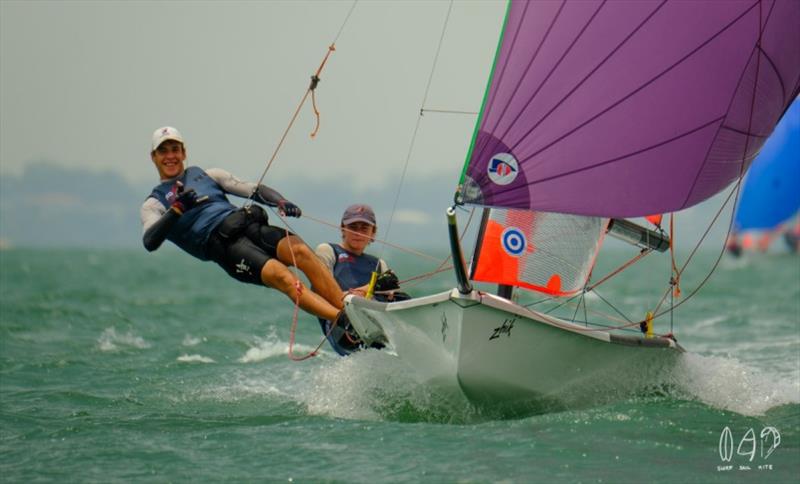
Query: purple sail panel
461 0 800 217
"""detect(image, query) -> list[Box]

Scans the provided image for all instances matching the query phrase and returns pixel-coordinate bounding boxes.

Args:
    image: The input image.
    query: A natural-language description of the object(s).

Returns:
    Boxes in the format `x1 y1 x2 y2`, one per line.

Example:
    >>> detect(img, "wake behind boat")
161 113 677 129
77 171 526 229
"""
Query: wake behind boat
341 0 799 407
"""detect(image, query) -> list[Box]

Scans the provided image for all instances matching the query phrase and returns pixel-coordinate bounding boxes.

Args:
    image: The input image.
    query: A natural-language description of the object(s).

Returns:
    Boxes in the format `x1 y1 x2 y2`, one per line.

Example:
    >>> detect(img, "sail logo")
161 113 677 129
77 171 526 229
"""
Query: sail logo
501 227 527 257
487 153 519 186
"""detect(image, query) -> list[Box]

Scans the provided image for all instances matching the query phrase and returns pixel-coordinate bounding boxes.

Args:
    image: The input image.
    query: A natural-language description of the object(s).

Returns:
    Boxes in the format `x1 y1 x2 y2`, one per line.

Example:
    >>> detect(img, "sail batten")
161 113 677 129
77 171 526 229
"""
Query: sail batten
458 0 800 218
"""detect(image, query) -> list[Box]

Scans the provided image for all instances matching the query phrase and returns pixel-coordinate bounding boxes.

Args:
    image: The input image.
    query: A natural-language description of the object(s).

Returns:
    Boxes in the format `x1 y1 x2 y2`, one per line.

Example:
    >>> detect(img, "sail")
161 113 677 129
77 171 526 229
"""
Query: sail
734 98 800 231
471 208 607 296
458 0 800 218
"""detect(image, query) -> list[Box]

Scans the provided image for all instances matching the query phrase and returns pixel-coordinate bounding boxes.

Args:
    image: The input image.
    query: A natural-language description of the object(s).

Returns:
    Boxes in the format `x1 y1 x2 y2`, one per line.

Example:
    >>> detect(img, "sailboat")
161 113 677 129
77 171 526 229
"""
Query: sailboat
342 0 800 405
727 98 800 256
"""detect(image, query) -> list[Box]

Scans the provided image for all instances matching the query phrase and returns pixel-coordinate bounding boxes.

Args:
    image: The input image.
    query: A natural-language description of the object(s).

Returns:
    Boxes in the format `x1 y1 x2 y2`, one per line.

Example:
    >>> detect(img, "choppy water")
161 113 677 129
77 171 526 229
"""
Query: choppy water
1 247 798 482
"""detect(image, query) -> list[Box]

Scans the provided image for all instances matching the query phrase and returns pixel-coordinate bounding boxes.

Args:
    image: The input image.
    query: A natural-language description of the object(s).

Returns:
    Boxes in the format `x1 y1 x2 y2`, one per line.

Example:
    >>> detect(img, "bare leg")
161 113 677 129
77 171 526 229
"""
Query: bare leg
276 235 344 310
261 259 340 321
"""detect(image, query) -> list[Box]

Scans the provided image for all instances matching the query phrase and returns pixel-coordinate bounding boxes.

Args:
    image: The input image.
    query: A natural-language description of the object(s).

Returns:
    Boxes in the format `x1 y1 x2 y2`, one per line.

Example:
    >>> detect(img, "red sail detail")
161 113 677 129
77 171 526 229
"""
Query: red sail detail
546 274 562 293
472 220 519 283
646 214 663 226
472 220 570 296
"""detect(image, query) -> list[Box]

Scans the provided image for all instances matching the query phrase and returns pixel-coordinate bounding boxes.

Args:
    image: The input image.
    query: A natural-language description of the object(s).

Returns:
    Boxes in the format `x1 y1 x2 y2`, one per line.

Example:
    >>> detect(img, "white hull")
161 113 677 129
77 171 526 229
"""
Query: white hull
345 289 684 407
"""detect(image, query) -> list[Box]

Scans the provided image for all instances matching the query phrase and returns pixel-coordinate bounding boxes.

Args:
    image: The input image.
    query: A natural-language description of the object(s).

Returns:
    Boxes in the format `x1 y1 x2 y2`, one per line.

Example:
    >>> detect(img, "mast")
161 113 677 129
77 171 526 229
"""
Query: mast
447 207 473 294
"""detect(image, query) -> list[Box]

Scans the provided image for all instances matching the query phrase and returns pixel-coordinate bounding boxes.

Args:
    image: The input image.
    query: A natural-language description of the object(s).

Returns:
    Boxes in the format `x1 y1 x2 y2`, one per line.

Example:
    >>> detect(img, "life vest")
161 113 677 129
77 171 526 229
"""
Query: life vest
149 166 236 260
329 243 382 290
318 243 382 356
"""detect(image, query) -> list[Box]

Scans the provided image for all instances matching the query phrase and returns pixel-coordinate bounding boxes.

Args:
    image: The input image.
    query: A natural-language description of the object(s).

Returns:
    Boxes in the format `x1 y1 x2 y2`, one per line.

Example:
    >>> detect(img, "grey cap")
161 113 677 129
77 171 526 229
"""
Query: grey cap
341 204 376 226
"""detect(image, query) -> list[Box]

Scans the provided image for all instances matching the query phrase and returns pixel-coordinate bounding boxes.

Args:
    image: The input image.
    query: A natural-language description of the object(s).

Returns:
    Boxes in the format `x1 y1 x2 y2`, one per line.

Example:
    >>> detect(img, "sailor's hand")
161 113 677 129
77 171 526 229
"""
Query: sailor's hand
375 270 400 291
277 199 302 218
171 181 200 214
347 286 368 297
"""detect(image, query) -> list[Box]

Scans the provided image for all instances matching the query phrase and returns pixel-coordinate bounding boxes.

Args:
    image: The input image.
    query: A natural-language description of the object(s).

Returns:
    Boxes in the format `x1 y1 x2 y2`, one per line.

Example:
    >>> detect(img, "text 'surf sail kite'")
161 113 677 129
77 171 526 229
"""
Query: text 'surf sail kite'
458 0 800 218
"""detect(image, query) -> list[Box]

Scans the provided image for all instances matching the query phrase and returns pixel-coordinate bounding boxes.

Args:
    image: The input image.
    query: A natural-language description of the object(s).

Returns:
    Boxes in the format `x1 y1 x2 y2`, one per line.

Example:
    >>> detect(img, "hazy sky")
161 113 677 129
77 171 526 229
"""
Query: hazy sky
1 0 506 190
1 0 746 252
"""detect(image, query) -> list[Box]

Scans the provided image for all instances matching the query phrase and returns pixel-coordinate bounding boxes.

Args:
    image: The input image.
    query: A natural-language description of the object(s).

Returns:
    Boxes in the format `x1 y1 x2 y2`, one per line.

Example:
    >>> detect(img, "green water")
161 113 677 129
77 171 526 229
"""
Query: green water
1 248 798 482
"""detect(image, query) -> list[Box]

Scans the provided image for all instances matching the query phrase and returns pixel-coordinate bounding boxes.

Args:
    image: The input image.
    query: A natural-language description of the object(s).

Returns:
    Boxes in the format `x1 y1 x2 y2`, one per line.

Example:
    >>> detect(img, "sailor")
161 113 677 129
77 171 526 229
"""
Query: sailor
140 126 344 322
315 204 408 355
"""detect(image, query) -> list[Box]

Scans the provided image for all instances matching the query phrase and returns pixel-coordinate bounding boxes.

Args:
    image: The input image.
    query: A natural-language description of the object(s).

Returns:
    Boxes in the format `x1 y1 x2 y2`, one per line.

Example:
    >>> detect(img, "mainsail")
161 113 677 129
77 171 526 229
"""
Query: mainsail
457 0 800 218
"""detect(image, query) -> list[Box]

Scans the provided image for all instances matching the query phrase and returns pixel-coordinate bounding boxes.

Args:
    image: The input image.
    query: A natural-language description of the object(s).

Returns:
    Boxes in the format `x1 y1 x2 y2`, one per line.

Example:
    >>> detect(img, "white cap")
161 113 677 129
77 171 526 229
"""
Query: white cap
151 126 184 152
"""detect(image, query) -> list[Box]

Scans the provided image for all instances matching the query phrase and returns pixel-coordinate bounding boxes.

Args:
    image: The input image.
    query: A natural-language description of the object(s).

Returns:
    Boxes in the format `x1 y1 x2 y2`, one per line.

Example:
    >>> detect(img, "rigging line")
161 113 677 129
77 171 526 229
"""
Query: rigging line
399 208 478 288
570 290 584 323
246 2 357 205
517 299 641 333
542 292 583 315
653 176 742 318
590 287 634 324
332 0 359 45
246 88 313 207
391 206 479 290
301 212 443 263
421 108 478 115
522 296 558 308
655 1 766 318
378 0 455 263
585 248 652 292
518 286 649 330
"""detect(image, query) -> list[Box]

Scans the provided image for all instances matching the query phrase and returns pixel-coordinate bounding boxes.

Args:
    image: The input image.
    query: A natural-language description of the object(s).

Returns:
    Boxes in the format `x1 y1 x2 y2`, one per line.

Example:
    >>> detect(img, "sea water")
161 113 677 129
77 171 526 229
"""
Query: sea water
1 247 798 482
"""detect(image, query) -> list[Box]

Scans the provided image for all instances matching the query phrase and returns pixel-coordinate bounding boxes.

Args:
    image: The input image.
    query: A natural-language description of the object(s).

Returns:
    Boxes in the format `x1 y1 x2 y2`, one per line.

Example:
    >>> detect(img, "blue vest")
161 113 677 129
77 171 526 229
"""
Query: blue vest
149 166 236 260
330 243 382 290
318 244 382 357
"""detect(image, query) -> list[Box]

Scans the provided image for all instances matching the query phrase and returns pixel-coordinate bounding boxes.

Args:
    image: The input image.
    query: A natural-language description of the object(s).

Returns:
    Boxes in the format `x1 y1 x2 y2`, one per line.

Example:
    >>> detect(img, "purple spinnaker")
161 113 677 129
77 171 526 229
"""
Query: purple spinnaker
460 0 800 218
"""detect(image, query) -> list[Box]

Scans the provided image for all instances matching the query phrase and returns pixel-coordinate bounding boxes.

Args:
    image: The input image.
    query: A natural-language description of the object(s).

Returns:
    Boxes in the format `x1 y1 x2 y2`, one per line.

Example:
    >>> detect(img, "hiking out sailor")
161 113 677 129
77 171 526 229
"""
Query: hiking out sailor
140 126 345 322
315 204 409 355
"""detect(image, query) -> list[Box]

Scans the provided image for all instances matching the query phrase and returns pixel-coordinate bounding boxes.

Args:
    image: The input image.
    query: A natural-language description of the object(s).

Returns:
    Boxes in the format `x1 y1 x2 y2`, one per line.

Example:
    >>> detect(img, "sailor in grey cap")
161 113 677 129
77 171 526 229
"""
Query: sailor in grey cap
315 204 407 355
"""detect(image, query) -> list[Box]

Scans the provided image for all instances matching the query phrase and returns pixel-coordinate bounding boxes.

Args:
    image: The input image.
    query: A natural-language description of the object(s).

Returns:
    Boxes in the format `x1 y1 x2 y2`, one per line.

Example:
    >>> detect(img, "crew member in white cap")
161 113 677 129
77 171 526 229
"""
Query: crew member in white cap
140 126 345 321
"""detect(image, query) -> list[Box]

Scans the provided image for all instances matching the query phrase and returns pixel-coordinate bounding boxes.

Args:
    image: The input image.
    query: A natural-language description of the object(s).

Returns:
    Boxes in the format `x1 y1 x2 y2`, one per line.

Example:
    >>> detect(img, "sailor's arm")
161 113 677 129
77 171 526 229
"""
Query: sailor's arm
314 243 336 272
206 168 301 216
141 197 179 252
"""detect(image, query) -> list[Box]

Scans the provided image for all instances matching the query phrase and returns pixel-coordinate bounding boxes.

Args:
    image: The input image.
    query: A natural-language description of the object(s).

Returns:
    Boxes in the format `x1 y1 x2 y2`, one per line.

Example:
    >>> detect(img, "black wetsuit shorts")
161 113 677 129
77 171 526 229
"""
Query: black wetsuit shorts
206 206 294 286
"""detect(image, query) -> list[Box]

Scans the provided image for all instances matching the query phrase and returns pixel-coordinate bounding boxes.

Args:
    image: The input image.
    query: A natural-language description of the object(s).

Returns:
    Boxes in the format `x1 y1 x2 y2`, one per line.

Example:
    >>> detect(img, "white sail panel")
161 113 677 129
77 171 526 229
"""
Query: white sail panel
471 208 608 296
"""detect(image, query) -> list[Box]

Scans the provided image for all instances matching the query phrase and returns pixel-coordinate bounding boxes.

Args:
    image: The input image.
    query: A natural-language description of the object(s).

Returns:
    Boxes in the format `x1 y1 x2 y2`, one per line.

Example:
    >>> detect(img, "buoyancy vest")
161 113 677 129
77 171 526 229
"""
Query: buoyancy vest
330 243 382 290
317 244 383 357
149 166 236 260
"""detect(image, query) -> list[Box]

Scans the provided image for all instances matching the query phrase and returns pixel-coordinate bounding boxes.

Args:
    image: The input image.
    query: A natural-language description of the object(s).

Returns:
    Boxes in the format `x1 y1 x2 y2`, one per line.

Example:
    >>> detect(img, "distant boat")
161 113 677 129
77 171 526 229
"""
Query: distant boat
343 0 800 406
728 98 800 256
